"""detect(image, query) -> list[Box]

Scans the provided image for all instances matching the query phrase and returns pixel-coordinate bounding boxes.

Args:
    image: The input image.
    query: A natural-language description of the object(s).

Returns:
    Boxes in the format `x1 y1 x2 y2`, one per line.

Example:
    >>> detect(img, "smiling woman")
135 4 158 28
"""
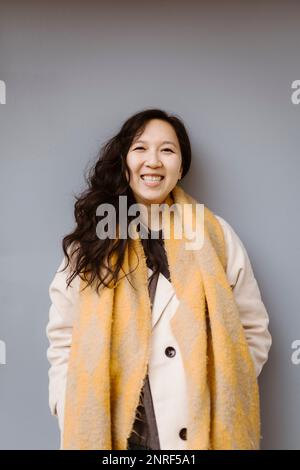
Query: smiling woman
46 108 271 450
59 109 192 291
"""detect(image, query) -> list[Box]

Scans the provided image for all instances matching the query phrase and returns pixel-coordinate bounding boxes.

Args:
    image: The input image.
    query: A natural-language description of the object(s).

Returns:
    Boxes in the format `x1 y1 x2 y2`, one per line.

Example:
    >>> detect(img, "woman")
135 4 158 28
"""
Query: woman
46 108 272 450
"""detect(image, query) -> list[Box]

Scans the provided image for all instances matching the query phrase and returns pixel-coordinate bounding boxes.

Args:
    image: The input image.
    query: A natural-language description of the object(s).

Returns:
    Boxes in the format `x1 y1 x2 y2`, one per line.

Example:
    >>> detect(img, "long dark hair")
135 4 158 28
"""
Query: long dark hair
61 108 192 293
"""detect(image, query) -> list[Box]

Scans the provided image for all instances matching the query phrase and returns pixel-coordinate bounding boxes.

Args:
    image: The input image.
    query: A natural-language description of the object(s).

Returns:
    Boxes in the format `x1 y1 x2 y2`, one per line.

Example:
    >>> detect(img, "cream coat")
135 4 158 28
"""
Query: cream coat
46 214 272 450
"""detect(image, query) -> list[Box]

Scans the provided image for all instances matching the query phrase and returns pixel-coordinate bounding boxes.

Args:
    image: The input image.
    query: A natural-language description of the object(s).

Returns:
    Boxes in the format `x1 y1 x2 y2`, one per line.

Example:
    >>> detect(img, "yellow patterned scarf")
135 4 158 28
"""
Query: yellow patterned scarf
62 184 260 450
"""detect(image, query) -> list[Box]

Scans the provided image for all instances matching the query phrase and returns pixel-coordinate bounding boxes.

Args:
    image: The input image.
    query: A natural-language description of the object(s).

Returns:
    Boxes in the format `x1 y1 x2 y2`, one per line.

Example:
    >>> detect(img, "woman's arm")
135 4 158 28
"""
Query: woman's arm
215 215 272 377
46 256 79 432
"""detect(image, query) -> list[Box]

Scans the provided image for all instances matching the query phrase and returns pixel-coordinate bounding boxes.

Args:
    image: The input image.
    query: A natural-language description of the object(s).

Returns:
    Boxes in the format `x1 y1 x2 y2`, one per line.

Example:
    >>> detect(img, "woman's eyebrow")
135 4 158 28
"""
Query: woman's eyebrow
133 140 177 147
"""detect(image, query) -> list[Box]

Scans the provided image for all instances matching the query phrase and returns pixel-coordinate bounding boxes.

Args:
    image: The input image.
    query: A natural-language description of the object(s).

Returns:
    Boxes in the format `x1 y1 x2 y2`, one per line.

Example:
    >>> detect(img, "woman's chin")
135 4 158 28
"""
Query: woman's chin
136 192 167 206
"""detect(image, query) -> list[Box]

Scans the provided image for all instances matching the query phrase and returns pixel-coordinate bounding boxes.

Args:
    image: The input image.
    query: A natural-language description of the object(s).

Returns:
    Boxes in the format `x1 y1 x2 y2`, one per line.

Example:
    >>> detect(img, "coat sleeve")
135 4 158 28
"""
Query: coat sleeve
215 215 272 377
46 255 79 432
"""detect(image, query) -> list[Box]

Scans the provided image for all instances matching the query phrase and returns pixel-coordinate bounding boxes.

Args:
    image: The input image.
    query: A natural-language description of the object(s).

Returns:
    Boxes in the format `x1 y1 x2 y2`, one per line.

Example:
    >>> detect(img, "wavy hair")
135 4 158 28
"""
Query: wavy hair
61 108 192 293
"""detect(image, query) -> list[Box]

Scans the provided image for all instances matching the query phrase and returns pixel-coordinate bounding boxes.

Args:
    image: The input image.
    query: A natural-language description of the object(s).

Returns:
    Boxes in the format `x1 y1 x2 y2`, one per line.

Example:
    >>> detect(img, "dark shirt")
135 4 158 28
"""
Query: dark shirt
127 223 171 450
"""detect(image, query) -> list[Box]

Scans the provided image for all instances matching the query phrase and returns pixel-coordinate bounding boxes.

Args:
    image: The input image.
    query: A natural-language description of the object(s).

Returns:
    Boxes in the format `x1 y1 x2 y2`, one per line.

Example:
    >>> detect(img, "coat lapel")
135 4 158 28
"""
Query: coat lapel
147 267 175 329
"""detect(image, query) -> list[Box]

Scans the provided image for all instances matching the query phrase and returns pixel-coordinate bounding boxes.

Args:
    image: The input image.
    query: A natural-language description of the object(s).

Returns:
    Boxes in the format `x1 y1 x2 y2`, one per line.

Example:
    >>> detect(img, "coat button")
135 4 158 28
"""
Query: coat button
165 346 176 358
179 427 187 440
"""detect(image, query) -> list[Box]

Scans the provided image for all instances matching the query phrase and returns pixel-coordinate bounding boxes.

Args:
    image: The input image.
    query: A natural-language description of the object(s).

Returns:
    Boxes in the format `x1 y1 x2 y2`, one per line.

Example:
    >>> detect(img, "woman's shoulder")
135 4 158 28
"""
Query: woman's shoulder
49 242 82 302
214 213 236 240
49 255 81 301
213 213 249 258
212 213 254 288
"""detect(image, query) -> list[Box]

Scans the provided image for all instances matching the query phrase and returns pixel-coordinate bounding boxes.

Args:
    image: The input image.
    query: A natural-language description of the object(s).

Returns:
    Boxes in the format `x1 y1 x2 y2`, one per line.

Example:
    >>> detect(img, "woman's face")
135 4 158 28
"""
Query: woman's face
126 119 183 207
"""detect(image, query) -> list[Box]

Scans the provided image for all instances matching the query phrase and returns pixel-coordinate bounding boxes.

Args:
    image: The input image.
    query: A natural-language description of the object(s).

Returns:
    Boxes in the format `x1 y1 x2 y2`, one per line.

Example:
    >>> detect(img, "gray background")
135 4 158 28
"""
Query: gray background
0 0 299 449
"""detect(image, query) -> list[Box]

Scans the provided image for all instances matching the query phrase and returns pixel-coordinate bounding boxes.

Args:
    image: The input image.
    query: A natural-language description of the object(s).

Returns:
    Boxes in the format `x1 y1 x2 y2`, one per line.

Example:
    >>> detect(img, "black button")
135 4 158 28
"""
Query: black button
165 346 176 358
179 427 187 440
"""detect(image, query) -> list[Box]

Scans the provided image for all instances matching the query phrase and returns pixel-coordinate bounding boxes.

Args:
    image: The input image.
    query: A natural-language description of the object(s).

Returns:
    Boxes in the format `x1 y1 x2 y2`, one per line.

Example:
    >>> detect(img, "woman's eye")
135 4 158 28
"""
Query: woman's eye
132 146 173 153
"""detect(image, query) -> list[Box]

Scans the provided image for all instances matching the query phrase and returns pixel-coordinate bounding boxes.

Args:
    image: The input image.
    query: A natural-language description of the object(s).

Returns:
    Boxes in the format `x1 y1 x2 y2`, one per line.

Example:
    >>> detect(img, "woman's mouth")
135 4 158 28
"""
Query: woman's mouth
140 175 165 187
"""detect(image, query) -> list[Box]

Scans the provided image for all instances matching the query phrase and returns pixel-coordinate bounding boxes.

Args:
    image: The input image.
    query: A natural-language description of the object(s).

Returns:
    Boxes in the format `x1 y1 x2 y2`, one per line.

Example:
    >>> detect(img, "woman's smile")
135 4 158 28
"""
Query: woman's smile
140 174 165 188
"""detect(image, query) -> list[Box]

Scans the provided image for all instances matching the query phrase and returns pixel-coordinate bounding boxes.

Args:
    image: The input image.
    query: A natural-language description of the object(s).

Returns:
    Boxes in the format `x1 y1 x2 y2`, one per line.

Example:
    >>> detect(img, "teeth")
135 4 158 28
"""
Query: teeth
141 175 163 181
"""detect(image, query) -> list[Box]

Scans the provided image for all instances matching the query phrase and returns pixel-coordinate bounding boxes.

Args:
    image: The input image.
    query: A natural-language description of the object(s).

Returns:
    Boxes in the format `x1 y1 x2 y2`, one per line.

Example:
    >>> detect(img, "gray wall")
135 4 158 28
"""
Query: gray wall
0 0 299 449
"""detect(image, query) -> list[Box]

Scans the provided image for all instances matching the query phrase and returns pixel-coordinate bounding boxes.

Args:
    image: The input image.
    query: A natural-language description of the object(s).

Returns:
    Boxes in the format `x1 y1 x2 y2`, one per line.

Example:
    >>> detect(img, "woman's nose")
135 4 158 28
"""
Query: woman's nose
145 153 162 166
